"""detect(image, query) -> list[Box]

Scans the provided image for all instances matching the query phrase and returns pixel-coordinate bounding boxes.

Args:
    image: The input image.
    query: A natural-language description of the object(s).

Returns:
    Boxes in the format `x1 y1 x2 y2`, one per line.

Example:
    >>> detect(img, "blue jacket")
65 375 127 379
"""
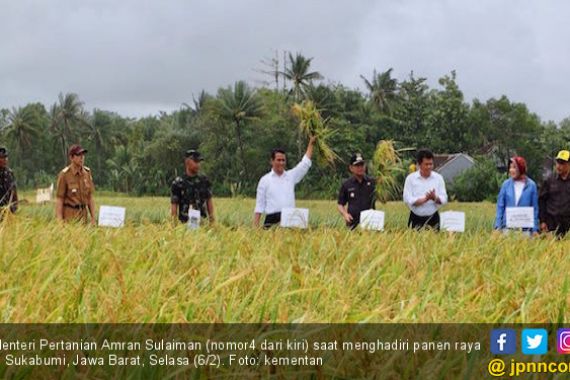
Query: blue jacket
494 177 539 232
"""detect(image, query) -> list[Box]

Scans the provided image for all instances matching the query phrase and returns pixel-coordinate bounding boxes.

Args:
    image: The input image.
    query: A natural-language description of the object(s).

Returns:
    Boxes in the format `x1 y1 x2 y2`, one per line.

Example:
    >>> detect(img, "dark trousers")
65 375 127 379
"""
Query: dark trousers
408 211 440 231
546 216 570 238
263 212 281 229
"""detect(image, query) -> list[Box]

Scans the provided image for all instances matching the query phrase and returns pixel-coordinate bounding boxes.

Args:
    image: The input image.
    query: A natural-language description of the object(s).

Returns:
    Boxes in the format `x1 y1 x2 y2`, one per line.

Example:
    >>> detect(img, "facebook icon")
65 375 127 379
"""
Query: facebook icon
491 329 517 355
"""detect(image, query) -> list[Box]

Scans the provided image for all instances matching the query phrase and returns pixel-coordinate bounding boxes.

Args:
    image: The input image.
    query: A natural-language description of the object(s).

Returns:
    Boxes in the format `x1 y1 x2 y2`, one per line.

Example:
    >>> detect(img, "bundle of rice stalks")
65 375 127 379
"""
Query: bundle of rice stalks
291 101 338 166
371 140 407 203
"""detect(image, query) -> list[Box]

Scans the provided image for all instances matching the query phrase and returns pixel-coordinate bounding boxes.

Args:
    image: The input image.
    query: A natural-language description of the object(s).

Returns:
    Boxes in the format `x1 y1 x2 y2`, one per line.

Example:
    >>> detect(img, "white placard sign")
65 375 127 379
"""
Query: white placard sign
506 207 534 229
280 208 309 229
35 183 54 203
187 209 201 230
98 206 126 228
360 210 385 231
440 211 466 232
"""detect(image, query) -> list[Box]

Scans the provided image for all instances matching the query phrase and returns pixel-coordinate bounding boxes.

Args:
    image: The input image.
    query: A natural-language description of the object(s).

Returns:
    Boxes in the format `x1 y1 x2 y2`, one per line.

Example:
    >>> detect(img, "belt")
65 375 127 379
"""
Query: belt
64 203 86 210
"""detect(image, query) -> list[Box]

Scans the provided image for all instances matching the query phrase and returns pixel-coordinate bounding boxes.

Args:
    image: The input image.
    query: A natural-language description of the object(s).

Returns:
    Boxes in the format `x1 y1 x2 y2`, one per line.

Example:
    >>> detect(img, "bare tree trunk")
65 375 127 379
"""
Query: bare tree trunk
283 50 287 92
235 120 249 180
274 50 279 90
61 135 67 166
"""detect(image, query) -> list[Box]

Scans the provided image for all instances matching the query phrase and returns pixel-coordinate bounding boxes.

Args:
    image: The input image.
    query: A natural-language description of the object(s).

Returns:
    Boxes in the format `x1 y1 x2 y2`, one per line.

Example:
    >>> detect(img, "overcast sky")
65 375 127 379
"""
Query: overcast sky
1 0 568 122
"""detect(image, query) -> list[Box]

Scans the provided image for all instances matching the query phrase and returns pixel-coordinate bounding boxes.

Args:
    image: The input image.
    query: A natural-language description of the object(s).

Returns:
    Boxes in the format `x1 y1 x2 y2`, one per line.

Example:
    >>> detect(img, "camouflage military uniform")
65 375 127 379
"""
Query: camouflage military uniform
0 167 18 213
170 174 212 223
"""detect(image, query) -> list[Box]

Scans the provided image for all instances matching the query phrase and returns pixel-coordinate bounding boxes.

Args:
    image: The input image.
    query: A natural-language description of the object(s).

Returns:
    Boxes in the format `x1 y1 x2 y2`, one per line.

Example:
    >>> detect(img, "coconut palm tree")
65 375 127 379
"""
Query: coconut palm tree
5 106 40 156
186 90 211 115
106 145 138 193
87 109 121 175
280 52 323 101
360 68 399 114
50 92 91 164
216 81 263 179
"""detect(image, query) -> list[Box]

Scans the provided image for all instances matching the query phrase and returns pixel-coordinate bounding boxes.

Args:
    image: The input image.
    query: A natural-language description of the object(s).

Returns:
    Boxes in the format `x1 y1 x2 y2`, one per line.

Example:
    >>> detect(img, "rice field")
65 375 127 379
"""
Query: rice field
0 194 568 323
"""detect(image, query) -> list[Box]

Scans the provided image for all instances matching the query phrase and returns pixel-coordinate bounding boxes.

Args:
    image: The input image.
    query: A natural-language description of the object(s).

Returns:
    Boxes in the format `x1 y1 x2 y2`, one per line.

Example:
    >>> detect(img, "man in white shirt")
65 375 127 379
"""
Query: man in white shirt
403 149 448 230
254 136 316 228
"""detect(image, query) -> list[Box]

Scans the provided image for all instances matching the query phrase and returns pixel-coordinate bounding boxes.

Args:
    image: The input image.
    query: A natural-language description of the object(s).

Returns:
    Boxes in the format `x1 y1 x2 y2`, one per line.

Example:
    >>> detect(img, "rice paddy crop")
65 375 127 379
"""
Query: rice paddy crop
0 194 568 323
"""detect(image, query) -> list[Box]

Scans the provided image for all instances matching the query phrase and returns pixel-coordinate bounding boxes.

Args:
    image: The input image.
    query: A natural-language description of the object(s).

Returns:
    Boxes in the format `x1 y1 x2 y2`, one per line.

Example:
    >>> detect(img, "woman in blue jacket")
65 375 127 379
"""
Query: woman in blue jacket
494 156 539 234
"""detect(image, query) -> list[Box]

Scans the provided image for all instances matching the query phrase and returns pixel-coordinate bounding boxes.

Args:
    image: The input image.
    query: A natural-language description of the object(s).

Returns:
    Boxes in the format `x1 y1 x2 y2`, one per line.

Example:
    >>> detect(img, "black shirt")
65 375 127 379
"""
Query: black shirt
338 175 376 227
0 167 17 208
539 173 570 223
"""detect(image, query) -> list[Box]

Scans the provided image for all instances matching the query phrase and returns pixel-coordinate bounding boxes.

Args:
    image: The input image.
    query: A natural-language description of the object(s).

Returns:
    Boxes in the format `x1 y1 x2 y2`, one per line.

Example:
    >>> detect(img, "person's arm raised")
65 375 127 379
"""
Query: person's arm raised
305 135 316 160
290 136 316 184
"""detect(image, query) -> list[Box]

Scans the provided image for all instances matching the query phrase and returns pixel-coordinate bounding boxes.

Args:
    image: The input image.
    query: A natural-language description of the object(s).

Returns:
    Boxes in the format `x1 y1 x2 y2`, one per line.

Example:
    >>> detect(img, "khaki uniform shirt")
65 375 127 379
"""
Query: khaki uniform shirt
56 164 95 222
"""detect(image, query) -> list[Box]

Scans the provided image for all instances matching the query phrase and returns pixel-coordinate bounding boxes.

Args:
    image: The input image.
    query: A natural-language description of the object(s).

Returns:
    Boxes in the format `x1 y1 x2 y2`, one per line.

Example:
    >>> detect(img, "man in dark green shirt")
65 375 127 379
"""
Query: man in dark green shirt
170 150 215 224
539 150 570 237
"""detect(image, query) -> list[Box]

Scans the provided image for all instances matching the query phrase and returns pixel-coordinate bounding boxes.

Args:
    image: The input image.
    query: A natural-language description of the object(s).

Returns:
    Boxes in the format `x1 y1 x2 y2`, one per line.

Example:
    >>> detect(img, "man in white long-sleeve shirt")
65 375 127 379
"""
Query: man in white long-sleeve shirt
254 136 315 228
403 149 448 230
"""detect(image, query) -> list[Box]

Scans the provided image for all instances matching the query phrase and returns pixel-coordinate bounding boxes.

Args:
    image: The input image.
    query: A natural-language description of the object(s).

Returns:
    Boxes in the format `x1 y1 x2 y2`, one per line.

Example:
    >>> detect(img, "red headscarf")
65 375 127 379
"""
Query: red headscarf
510 156 527 177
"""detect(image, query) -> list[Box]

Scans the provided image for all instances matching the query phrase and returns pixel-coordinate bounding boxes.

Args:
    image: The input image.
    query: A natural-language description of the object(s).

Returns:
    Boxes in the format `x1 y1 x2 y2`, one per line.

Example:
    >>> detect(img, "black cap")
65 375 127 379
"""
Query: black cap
0 147 7 158
350 153 365 165
185 149 203 161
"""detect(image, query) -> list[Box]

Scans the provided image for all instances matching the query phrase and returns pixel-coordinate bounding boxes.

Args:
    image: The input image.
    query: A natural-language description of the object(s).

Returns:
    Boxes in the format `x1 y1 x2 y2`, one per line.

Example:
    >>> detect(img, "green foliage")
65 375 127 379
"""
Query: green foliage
213 81 264 182
426 71 471 153
50 92 91 165
449 158 506 202
360 68 398 114
0 66 566 201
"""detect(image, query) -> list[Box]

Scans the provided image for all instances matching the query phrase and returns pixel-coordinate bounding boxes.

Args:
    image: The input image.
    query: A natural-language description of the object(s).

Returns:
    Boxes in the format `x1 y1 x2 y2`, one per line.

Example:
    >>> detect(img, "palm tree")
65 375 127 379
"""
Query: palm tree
5 106 40 156
106 146 137 193
50 92 91 164
188 90 211 115
216 81 263 179
0 109 9 131
87 109 120 175
280 52 323 101
180 90 212 128
360 68 399 114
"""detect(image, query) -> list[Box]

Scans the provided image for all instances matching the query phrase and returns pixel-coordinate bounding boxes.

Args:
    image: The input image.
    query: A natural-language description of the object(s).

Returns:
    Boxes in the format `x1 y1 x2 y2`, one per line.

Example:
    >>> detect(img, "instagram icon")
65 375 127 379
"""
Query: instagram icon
557 329 570 354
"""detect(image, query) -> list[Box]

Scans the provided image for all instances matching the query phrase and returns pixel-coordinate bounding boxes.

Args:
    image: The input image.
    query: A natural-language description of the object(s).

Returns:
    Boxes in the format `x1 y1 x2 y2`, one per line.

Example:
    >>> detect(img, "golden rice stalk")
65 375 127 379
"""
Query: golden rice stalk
291 101 338 166
371 140 405 203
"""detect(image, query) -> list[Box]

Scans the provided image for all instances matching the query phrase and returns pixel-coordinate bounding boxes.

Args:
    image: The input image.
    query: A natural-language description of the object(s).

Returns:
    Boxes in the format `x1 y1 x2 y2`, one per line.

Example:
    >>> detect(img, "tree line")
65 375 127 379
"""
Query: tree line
1 52 569 201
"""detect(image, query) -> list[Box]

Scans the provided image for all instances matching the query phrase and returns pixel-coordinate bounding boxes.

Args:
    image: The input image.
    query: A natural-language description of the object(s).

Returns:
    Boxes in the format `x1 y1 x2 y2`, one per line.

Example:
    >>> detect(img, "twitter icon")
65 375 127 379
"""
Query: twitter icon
522 329 548 355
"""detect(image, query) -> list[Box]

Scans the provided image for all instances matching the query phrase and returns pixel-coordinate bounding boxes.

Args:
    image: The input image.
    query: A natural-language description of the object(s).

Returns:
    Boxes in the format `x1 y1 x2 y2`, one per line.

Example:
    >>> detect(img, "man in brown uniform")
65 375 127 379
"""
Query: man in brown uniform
55 145 96 224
